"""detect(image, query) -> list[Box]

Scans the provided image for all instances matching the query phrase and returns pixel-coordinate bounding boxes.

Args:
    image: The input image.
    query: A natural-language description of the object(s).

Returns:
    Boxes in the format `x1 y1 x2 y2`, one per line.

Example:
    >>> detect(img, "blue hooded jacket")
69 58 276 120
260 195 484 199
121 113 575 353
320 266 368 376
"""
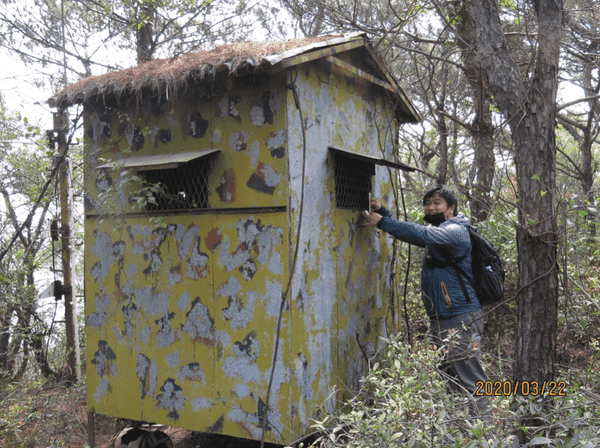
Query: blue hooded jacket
376 206 482 318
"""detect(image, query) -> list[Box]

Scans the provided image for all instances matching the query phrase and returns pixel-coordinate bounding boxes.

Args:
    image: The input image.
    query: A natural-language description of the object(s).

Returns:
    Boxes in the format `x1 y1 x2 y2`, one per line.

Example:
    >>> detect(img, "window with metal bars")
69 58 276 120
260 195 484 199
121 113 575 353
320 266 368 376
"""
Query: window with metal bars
332 148 375 211
141 156 212 211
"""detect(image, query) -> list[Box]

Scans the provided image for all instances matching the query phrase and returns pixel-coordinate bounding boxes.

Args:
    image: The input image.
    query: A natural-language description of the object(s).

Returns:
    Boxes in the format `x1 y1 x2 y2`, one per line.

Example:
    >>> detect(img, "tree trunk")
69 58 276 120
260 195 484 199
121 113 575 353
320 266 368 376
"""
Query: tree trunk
455 0 562 383
136 2 155 64
0 310 12 377
469 75 495 224
435 66 449 185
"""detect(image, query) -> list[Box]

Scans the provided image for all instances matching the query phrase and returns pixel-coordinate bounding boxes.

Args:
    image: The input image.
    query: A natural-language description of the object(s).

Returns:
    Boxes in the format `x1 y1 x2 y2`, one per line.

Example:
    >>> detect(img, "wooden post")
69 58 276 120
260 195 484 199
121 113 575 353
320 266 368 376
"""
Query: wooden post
87 411 96 447
54 109 81 382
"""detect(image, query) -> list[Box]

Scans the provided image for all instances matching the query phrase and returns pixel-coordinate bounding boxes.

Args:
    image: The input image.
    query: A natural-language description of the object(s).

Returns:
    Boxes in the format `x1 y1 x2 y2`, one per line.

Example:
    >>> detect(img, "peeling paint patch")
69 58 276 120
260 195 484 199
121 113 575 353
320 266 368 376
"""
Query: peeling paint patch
136 353 158 400
264 280 283 317
250 141 260 167
169 265 184 284
216 168 236 203
189 111 209 138
94 378 111 402
92 340 117 378
134 287 170 316
178 362 206 383
217 275 242 297
156 312 179 347
176 225 200 260
268 93 281 118
140 326 151 345
113 325 124 343
218 94 241 120
157 378 185 420
239 258 257 281
205 228 222 253
267 129 286 152
94 172 111 194
182 298 217 346
233 332 259 363
219 240 251 273
235 383 250 398
187 238 209 279
221 290 257 331
143 249 163 276
365 249 380 290
90 113 111 143
227 406 262 440
121 303 138 342
293 353 313 400
86 292 110 327
192 397 212 412
219 219 283 278
223 356 261 383
208 415 224 433
128 225 167 256
90 232 120 282
229 131 248 152
270 147 285 158
268 249 282 275
159 128 171 144
254 225 283 266
250 106 265 126
177 291 191 312
247 162 281 195
126 125 145 151
151 124 161 146
262 91 275 124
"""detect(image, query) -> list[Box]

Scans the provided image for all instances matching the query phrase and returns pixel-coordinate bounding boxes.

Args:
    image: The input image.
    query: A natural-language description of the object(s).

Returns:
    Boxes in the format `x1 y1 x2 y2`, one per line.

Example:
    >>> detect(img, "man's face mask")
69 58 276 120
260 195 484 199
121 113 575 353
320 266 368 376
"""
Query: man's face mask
423 212 447 226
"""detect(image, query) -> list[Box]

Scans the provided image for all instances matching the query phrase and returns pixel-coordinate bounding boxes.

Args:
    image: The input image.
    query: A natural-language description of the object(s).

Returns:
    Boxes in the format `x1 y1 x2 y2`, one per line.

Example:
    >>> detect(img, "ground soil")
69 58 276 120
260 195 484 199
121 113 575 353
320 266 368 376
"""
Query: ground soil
0 379 288 448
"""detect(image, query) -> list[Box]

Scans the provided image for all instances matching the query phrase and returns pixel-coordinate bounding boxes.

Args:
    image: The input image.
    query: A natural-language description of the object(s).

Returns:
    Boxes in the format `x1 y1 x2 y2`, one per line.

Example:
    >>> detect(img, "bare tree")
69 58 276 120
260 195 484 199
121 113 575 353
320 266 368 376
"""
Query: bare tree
559 3 600 237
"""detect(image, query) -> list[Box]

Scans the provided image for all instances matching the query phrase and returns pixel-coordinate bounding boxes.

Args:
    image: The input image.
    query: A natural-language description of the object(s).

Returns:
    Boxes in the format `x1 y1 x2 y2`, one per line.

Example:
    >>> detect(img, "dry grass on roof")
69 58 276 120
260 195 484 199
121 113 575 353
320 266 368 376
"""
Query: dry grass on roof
54 34 345 105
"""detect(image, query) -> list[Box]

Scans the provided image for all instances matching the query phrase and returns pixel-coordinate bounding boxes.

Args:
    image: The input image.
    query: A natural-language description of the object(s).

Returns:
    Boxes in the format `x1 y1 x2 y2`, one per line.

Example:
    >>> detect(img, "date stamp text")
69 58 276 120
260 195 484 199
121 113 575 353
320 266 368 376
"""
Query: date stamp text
474 380 567 397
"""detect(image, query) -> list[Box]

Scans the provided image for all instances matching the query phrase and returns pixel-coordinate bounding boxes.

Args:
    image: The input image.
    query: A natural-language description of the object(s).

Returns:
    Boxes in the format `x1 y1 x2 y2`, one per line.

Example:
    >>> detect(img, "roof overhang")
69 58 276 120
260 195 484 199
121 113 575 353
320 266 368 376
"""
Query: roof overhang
96 148 221 171
329 147 417 172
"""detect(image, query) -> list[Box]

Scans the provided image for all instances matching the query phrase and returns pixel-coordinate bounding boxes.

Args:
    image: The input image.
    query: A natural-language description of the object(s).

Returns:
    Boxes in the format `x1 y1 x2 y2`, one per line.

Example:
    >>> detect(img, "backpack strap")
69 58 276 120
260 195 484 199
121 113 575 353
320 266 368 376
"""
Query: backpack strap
435 247 476 304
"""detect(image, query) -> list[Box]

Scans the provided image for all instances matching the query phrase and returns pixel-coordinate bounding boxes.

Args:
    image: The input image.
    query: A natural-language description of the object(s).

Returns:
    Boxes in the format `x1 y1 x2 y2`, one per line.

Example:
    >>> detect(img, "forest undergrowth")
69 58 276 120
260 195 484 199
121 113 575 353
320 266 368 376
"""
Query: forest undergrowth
303 300 600 448
1 299 599 448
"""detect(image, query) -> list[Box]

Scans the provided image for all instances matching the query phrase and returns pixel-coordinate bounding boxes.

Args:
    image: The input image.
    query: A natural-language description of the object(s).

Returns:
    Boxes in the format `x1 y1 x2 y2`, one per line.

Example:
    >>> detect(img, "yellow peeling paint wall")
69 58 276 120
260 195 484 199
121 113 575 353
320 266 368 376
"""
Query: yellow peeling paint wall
83 73 292 444
286 57 399 438
83 53 407 445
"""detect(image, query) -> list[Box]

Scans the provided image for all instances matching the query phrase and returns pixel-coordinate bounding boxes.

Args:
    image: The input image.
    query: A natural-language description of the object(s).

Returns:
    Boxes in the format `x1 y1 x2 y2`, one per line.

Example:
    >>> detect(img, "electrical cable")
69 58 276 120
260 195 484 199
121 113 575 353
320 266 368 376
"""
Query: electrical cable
399 174 413 346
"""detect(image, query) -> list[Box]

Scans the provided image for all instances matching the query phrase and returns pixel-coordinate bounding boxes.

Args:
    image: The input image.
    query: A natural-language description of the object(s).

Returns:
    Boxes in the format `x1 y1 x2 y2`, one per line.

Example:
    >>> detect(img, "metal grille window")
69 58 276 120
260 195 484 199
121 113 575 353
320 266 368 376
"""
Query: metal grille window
142 156 212 211
98 149 220 212
331 148 375 211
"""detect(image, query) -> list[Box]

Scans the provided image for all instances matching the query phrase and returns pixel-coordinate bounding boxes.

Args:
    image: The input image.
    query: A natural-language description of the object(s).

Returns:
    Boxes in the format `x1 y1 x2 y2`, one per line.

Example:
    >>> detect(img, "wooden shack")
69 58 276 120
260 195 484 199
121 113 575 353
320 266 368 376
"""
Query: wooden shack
49 32 420 445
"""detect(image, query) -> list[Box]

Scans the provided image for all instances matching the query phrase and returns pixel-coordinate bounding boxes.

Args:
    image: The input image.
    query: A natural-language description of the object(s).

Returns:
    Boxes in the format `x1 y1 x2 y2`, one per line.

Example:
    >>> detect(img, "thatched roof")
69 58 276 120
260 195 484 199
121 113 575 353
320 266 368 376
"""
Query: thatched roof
49 34 349 108
48 32 420 122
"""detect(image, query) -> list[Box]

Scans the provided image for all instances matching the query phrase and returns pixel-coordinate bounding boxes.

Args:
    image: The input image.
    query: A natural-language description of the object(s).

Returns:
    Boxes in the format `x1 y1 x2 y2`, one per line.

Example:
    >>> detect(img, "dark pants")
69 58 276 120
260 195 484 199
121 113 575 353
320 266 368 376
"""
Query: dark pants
429 309 489 414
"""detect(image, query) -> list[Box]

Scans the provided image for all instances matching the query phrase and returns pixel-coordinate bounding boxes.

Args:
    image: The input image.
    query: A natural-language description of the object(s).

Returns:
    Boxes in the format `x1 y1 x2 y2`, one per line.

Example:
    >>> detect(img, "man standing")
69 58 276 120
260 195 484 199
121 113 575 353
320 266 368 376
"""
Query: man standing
362 184 489 414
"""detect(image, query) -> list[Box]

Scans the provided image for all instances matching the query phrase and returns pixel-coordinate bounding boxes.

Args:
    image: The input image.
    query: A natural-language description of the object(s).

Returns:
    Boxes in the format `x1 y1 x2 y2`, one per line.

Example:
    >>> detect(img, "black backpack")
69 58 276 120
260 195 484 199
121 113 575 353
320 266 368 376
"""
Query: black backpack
439 226 505 306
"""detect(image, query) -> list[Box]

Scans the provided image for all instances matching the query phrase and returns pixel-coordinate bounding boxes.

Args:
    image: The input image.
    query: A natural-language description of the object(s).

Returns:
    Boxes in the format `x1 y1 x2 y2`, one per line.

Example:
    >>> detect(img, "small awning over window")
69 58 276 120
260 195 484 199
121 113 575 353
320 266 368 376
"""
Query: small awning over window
328 147 416 172
96 148 221 171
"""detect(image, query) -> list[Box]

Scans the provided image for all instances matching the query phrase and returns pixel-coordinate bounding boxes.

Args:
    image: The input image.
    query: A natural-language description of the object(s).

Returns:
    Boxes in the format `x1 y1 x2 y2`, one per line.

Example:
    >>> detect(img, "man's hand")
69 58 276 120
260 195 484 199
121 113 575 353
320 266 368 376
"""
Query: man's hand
371 197 382 211
361 211 382 227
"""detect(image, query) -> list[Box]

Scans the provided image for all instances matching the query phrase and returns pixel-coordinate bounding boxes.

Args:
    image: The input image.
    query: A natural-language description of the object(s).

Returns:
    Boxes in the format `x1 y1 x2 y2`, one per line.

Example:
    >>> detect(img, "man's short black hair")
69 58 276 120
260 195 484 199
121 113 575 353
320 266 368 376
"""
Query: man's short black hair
423 184 458 216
